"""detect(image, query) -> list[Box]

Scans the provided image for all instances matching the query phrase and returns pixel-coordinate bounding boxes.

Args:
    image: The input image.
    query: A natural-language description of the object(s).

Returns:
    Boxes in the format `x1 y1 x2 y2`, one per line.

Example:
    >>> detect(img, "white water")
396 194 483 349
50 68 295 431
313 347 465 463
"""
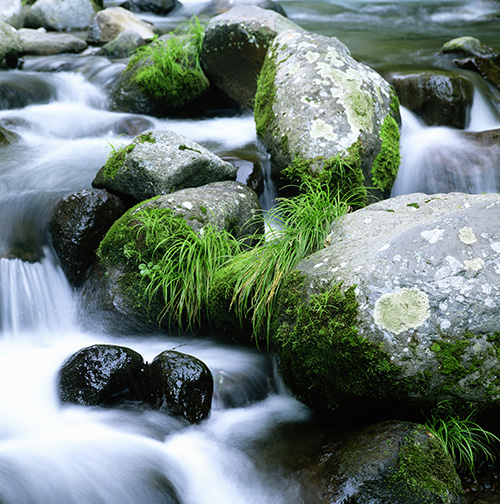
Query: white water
0 63 303 503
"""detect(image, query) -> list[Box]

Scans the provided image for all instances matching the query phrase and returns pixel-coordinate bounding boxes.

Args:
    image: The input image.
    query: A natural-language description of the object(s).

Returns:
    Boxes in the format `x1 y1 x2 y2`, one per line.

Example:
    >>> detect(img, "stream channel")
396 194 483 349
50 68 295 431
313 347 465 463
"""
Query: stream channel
0 0 500 502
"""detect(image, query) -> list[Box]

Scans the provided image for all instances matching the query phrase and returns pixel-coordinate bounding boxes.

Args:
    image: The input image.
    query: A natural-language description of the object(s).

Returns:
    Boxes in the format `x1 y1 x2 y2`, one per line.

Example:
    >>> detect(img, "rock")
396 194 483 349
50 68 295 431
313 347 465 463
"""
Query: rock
92 130 237 203
96 29 146 59
0 124 20 145
86 7 155 46
0 0 24 29
200 0 286 17
19 28 88 56
135 181 263 238
317 420 464 504
25 0 97 31
58 344 147 406
48 189 126 286
274 192 500 418
442 36 500 60
88 180 262 329
0 72 55 108
254 29 400 200
390 71 474 128
148 350 213 423
200 5 300 108
454 56 500 93
0 20 21 69
121 0 177 15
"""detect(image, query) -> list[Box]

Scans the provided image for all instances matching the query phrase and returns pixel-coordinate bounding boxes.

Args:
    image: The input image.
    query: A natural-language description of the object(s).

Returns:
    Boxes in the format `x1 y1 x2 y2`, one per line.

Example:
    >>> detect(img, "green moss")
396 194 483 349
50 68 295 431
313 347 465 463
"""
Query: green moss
390 429 463 503
128 17 208 110
102 143 135 180
282 141 367 208
370 114 401 193
254 45 278 139
273 272 401 411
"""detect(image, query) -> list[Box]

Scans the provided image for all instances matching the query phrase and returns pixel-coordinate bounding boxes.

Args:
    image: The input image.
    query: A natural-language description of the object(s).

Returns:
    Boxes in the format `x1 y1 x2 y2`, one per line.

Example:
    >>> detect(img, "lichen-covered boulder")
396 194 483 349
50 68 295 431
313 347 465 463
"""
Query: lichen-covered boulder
200 5 301 108
19 28 88 56
48 189 126 286
25 0 98 31
255 29 400 201
148 350 213 423
0 0 23 29
0 20 21 69
200 0 286 17
316 421 464 504
390 71 473 128
92 130 237 203
85 180 262 329
274 192 500 418
58 344 147 406
86 7 155 46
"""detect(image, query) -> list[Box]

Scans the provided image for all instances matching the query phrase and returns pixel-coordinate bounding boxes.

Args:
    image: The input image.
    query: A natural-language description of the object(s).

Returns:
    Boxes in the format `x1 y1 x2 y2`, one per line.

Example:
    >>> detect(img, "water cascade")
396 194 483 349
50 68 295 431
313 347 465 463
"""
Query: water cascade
0 0 499 501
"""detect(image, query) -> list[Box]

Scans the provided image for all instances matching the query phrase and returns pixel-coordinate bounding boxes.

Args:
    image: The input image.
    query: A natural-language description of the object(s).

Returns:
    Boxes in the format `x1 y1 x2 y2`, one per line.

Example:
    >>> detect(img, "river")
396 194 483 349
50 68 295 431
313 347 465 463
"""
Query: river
0 0 499 502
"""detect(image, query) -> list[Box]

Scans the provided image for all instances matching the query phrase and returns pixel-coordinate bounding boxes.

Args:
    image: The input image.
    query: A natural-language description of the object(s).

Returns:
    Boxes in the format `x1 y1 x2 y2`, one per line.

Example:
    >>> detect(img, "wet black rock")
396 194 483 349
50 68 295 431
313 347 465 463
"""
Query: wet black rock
148 350 214 424
58 344 147 407
48 189 126 286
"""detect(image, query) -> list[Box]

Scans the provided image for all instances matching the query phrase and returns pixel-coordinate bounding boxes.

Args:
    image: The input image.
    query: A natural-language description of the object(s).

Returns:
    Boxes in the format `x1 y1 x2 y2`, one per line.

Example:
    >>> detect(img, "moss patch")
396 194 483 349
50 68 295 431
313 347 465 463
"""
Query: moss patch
254 44 278 139
273 271 401 412
390 429 463 503
282 141 368 207
370 114 401 193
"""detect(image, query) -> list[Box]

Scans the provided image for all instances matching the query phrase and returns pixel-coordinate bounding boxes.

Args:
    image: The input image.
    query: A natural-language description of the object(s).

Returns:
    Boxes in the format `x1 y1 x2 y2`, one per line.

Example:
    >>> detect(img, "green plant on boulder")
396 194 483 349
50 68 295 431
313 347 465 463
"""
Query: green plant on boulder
127 16 209 110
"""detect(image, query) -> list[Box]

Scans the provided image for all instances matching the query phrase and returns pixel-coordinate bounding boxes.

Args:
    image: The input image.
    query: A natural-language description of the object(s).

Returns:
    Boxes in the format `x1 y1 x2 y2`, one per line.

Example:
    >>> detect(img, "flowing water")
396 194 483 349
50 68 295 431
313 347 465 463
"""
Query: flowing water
0 0 499 502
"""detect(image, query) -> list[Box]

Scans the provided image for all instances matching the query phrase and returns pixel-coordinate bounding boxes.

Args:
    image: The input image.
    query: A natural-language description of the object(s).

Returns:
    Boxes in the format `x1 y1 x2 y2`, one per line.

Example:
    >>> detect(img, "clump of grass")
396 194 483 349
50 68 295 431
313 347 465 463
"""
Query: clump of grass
425 401 500 478
130 208 243 331
127 16 208 109
227 178 364 343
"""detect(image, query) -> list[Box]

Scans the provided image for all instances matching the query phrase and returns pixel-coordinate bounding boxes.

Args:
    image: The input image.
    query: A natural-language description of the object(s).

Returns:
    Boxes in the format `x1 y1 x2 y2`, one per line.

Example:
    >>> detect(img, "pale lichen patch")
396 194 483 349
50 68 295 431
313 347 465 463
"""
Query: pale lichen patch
465 258 484 271
310 119 336 141
420 228 444 244
459 226 477 244
182 201 193 210
373 287 430 335
305 51 319 64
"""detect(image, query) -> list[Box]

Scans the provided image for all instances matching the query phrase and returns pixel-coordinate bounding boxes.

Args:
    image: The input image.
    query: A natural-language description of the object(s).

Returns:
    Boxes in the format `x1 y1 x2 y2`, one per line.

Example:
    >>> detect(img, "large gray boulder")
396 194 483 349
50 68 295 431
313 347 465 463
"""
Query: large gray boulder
92 130 237 203
86 7 155 45
200 5 301 108
0 20 21 68
25 0 98 31
274 192 500 418
0 0 23 29
390 71 474 128
19 28 88 55
255 29 400 200
84 181 262 329
96 29 146 59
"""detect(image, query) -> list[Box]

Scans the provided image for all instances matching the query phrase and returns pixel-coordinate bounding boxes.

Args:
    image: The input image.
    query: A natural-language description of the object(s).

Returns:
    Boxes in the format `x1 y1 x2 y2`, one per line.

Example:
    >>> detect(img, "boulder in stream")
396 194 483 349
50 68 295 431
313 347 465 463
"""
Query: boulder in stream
58 344 147 407
92 130 237 203
96 29 146 59
390 70 474 128
48 189 126 286
0 20 21 69
274 192 500 421
25 0 98 31
19 28 88 56
148 350 213 423
0 0 23 29
254 29 401 201
200 5 301 108
120 0 178 15
86 7 155 46
199 0 287 17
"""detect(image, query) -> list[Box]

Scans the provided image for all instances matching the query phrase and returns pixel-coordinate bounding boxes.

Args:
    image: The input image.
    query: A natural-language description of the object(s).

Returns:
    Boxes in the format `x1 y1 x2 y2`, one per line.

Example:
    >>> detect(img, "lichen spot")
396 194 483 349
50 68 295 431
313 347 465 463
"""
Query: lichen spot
420 228 444 244
305 51 319 64
310 119 336 141
465 258 484 271
182 201 193 210
459 226 476 244
373 287 430 335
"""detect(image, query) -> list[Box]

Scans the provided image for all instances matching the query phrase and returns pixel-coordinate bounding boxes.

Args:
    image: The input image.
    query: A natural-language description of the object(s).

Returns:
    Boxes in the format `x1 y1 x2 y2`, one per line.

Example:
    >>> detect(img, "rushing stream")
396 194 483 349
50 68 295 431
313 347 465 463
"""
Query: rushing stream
0 0 499 502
